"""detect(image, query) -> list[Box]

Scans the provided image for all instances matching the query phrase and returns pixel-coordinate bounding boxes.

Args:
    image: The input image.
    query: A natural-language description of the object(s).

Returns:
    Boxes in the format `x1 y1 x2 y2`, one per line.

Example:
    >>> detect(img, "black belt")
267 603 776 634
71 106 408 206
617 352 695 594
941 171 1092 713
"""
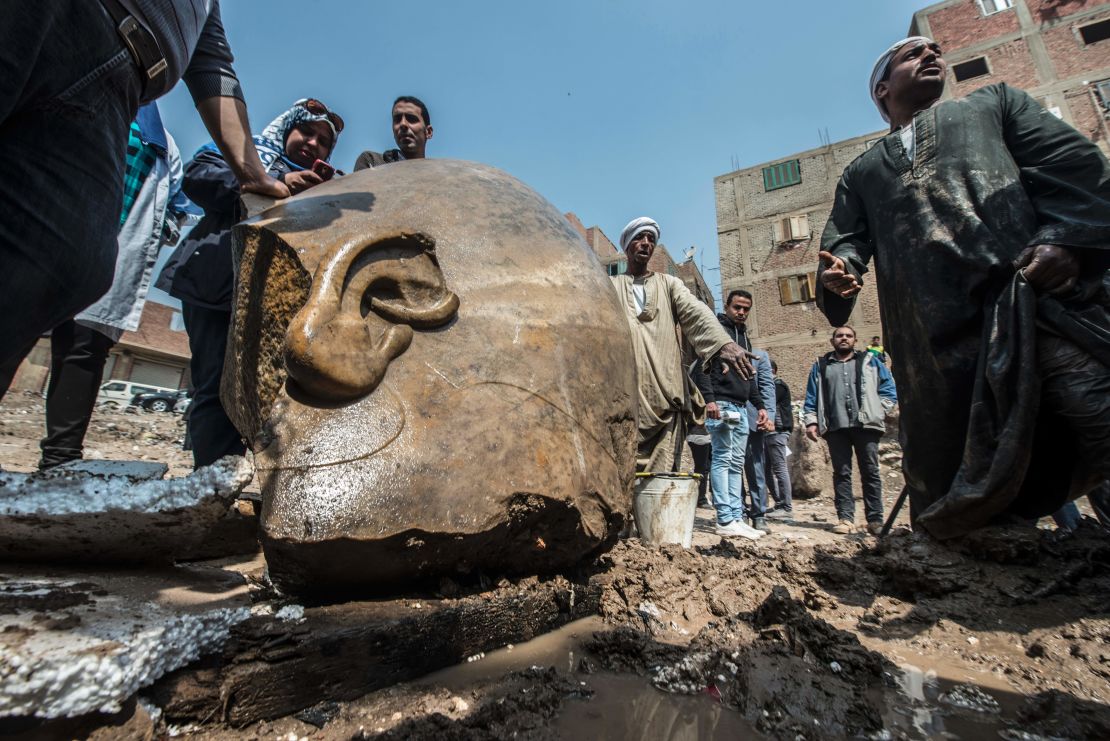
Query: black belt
99 0 168 97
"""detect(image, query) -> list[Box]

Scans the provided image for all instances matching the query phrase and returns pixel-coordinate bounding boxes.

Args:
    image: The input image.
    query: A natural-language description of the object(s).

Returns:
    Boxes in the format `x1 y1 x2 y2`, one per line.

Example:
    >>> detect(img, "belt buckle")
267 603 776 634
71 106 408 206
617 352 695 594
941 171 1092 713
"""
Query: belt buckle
117 16 167 82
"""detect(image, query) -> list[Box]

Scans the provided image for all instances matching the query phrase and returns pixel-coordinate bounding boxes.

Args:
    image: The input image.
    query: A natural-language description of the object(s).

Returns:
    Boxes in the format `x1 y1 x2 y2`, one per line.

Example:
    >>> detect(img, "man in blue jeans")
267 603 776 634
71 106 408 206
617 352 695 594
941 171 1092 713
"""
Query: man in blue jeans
693 296 768 540
712 290 777 531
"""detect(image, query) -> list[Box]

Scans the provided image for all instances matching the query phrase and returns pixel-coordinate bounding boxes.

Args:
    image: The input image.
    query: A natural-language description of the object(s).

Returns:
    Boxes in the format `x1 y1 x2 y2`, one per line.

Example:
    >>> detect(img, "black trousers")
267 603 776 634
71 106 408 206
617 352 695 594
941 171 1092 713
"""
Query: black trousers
690 441 711 503
825 427 883 524
181 302 245 469
39 320 116 469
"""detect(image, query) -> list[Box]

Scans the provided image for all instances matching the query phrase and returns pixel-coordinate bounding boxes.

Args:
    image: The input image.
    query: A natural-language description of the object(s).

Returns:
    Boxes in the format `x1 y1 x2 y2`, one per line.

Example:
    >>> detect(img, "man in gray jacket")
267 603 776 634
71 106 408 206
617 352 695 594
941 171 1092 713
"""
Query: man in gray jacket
0 0 286 373
803 326 898 535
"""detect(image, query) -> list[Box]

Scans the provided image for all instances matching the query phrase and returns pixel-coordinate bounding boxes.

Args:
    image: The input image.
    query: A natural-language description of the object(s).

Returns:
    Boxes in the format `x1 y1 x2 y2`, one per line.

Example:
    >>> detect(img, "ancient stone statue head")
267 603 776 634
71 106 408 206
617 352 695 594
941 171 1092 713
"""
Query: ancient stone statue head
224 160 637 593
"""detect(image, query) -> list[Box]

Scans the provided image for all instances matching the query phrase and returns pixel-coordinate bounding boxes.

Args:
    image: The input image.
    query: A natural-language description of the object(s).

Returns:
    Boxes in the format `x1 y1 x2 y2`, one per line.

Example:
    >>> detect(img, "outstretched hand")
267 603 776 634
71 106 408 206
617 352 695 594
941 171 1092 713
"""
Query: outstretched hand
805 424 820 442
718 342 755 380
818 251 861 298
241 173 291 199
1016 244 1079 295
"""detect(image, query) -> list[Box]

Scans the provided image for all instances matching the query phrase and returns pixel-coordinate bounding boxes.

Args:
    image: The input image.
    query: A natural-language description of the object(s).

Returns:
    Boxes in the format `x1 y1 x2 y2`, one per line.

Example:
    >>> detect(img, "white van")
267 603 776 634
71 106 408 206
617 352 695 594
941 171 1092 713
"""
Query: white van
96 380 177 408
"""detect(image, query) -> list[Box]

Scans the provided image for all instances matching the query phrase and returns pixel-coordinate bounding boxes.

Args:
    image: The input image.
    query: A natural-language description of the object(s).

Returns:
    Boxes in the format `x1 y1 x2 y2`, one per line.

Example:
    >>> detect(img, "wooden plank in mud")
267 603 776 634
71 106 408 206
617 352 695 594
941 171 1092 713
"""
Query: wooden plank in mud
150 576 600 727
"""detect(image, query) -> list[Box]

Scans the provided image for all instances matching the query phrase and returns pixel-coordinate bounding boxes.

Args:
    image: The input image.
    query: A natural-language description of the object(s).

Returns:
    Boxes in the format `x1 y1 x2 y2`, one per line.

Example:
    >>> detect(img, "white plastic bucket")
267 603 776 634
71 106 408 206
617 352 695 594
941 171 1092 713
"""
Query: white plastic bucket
632 473 700 548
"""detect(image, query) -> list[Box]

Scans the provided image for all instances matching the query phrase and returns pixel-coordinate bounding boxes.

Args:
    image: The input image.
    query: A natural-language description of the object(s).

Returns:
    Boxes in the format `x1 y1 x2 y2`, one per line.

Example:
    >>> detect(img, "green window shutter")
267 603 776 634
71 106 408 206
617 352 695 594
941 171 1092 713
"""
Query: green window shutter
762 159 802 191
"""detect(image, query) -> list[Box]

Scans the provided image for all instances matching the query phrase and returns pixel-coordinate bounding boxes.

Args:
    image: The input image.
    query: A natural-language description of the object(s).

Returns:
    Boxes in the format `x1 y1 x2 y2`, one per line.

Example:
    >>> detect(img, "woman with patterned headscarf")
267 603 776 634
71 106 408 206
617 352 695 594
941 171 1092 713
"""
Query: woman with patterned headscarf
156 98 345 468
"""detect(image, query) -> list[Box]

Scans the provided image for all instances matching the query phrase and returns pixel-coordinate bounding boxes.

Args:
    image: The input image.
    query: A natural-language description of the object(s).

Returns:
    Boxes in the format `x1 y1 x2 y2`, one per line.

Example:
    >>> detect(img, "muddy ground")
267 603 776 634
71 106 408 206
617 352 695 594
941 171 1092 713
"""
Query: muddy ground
0 391 193 478
1 392 1108 739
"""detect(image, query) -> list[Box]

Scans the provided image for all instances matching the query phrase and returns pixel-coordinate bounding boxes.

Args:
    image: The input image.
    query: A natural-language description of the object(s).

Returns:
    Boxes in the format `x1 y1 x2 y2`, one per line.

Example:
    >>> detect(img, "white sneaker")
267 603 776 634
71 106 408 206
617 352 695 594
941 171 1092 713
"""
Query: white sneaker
716 520 766 540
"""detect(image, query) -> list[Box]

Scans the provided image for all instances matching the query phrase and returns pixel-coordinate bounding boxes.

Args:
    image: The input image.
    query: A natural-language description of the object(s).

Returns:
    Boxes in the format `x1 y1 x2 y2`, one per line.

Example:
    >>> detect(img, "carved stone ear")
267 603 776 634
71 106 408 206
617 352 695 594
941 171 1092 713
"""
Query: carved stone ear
283 232 460 402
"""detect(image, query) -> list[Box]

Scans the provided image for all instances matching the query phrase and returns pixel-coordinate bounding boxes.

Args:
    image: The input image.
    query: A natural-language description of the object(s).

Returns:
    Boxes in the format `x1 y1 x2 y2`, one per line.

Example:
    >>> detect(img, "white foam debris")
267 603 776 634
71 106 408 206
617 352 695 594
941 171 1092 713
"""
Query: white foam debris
275 604 305 622
0 571 250 719
0 456 253 516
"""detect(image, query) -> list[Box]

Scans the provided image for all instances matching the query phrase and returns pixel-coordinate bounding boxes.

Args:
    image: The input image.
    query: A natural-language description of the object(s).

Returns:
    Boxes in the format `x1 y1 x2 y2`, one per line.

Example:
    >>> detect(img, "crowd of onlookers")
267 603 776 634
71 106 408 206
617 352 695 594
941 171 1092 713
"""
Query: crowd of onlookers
0 2 445 475
613 31 1110 541
682 292 899 539
0 88 434 474
1 7 1106 539
612 217 903 540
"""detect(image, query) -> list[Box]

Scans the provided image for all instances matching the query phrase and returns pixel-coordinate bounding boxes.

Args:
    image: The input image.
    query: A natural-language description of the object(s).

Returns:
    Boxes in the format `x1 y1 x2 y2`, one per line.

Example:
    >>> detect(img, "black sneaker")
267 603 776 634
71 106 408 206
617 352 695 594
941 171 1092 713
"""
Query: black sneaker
752 517 771 532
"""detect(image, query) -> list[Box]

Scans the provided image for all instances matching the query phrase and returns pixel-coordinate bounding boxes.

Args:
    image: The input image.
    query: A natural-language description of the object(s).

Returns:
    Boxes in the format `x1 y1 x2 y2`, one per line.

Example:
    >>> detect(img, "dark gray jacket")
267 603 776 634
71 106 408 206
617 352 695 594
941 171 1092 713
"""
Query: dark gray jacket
156 149 294 310
353 150 406 170
115 0 242 103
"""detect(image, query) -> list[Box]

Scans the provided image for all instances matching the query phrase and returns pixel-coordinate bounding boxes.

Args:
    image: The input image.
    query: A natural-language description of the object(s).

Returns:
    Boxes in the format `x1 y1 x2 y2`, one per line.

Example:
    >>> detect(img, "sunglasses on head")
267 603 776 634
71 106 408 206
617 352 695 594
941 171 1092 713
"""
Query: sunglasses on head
301 99 344 133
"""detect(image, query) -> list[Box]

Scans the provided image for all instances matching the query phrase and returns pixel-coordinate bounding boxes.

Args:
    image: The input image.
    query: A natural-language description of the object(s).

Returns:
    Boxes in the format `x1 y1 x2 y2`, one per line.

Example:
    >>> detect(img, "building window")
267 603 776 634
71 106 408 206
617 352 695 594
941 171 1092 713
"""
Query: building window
978 0 1013 15
607 259 626 277
952 56 990 82
772 214 810 244
1095 80 1110 111
170 311 186 331
778 273 817 305
1080 19 1110 46
762 159 801 191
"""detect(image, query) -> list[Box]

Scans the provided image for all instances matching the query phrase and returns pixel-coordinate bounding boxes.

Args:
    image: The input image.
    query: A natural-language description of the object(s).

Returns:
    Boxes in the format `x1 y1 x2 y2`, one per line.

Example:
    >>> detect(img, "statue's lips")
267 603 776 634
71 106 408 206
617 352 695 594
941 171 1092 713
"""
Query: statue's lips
255 385 407 471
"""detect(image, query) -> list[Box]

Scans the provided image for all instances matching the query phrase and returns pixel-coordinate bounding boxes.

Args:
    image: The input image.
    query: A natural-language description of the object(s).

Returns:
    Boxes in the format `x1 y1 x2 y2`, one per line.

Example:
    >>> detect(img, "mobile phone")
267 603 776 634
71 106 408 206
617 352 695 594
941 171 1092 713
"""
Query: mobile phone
312 159 335 181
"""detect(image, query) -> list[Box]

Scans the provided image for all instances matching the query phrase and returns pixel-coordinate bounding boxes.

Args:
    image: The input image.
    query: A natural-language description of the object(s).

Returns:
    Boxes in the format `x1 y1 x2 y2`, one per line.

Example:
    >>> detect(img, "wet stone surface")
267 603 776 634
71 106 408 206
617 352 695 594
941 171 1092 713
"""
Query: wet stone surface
225 160 637 592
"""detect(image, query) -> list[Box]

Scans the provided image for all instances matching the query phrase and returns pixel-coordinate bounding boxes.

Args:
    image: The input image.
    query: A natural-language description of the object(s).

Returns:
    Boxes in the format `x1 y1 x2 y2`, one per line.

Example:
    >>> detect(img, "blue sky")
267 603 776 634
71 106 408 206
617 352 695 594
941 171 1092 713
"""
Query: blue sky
155 0 924 304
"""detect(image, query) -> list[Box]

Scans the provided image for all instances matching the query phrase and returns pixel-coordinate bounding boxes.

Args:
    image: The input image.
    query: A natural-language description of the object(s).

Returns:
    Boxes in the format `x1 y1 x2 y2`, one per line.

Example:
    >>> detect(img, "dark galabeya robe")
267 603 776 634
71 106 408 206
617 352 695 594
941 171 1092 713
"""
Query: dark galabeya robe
819 83 1110 537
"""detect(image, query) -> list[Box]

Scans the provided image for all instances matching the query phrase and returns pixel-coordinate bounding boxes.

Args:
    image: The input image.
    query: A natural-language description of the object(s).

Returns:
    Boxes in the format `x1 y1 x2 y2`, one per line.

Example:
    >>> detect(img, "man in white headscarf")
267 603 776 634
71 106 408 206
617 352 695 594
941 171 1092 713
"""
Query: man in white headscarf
817 36 1110 538
611 217 752 474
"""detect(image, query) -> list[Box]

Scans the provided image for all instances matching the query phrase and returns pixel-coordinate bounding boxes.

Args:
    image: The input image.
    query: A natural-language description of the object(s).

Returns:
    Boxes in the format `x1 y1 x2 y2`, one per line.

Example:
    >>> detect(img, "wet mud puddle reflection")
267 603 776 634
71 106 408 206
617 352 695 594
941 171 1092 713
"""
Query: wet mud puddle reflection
422 616 756 739
425 618 1031 740
880 655 1027 739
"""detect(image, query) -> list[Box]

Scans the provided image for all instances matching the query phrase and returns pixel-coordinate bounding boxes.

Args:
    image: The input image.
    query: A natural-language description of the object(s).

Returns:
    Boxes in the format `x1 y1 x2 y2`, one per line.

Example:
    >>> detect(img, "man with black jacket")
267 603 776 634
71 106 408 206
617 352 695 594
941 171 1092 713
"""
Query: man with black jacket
765 359 794 521
1 0 287 373
692 300 768 540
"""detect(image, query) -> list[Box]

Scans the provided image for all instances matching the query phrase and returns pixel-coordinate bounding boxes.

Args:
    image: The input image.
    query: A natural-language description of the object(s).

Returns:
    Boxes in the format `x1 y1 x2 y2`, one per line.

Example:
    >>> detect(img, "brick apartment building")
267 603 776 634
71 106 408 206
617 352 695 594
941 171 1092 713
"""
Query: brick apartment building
565 213 716 310
8 302 191 394
715 0 1110 392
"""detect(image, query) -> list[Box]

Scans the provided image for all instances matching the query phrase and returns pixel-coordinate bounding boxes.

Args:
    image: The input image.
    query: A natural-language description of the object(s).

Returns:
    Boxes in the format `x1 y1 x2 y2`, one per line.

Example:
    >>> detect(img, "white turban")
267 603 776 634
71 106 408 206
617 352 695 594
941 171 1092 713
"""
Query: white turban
870 36 933 123
619 217 660 251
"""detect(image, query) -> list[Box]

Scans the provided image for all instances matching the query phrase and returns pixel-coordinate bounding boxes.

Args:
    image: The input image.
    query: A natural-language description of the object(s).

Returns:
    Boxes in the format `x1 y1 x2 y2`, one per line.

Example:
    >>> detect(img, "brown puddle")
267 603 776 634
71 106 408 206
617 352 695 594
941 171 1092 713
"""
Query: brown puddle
879 655 1026 739
421 616 758 739
423 614 1074 740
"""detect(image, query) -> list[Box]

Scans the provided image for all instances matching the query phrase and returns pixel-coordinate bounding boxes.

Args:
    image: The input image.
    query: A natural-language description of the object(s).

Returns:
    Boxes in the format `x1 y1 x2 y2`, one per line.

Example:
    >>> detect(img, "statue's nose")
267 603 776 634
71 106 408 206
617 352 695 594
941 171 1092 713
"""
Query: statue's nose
283 232 459 402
